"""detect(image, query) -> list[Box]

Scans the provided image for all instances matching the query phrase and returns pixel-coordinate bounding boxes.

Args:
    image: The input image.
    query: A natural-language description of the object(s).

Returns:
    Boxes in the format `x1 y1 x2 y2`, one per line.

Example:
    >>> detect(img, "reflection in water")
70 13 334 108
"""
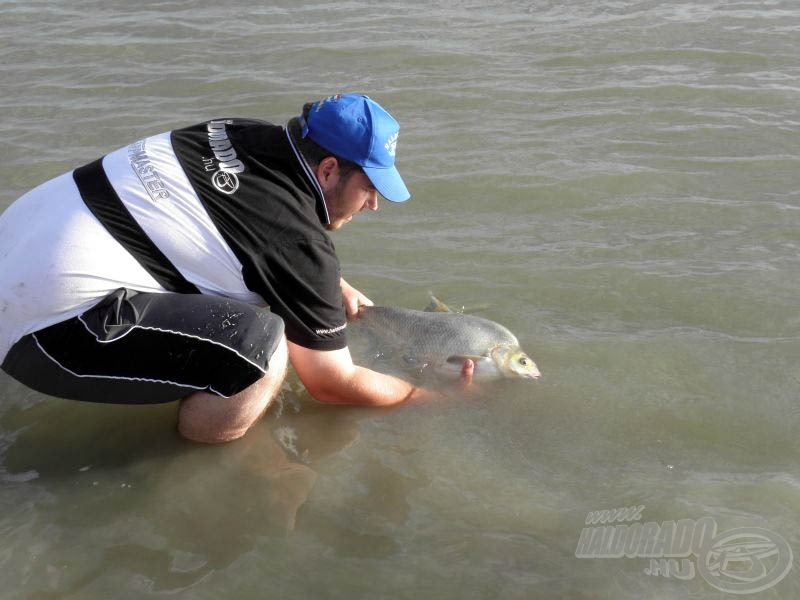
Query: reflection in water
0 378 362 596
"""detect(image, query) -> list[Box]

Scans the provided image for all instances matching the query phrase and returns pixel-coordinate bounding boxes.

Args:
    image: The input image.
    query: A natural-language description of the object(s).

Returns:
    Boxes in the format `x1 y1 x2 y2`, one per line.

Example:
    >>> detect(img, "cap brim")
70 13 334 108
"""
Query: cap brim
363 165 410 203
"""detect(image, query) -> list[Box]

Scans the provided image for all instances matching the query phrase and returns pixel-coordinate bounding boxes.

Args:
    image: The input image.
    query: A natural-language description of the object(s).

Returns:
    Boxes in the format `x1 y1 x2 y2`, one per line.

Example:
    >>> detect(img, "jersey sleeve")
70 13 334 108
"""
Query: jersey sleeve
243 237 347 351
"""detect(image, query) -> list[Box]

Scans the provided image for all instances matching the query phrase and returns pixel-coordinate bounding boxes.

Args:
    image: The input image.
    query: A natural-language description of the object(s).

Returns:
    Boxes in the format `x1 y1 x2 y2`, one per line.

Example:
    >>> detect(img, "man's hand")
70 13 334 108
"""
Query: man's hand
340 277 373 319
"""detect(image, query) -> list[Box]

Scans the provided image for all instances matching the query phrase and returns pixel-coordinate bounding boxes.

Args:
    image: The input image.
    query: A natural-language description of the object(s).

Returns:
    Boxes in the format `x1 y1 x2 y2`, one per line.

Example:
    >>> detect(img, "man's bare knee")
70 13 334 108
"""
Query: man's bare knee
178 336 288 443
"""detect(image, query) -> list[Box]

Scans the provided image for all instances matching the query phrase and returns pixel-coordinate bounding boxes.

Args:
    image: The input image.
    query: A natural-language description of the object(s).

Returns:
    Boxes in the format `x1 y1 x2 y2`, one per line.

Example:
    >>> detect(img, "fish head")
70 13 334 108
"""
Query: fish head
491 345 541 380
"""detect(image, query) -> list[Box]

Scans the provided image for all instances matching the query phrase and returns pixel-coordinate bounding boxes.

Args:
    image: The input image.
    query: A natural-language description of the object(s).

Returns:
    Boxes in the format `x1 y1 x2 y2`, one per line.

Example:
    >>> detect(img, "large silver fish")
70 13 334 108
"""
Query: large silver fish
348 297 541 382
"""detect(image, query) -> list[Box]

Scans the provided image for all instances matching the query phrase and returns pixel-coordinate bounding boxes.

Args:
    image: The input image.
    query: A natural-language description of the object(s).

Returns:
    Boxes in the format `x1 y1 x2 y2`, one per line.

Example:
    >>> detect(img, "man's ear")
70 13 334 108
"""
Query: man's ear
315 156 339 192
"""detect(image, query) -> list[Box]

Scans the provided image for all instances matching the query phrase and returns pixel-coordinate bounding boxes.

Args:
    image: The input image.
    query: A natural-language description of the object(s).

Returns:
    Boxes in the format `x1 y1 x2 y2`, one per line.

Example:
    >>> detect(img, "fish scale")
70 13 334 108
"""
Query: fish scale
348 305 540 381
359 307 518 363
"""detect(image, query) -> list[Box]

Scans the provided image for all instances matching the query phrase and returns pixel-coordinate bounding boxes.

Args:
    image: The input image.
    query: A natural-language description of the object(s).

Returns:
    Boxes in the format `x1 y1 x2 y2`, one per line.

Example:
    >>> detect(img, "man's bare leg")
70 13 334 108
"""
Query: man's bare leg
178 336 289 443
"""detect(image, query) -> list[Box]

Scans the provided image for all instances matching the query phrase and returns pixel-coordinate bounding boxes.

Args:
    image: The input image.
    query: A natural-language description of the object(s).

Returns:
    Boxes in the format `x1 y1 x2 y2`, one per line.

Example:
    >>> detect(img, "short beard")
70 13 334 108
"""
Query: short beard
322 169 358 231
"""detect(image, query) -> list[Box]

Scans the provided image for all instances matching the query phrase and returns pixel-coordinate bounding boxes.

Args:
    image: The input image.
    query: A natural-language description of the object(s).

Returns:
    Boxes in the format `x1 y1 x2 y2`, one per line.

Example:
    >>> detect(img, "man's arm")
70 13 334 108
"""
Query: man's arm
287 341 473 407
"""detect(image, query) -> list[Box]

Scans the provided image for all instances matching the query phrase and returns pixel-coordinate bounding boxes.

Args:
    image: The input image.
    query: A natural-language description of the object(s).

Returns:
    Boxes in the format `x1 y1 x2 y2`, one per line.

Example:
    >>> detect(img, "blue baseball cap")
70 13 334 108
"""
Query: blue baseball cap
300 94 410 202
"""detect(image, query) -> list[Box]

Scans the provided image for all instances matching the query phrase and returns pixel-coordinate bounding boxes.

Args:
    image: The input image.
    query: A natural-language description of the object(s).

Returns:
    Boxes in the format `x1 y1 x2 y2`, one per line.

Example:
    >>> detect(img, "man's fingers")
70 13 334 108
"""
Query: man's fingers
341 279 373 320
460 359 474 386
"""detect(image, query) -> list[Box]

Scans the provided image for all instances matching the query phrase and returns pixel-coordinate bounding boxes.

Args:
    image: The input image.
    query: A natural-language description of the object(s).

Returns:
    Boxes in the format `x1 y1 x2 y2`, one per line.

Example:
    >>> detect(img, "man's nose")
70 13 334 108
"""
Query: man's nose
367 191 378 211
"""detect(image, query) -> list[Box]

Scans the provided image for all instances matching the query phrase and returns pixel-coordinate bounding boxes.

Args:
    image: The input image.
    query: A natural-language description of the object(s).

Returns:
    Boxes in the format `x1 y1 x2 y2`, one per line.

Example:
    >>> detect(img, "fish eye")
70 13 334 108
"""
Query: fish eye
518 357 529 366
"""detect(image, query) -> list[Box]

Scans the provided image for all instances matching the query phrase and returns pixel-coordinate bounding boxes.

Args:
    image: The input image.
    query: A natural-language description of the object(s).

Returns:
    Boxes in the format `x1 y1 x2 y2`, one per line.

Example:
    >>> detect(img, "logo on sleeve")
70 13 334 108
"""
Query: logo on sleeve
201 120 244 195
127 139 170 202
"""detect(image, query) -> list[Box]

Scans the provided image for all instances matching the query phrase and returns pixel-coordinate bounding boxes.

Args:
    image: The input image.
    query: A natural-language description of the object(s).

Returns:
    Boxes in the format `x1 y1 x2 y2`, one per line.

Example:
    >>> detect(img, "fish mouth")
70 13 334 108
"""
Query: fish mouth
525 368 542 381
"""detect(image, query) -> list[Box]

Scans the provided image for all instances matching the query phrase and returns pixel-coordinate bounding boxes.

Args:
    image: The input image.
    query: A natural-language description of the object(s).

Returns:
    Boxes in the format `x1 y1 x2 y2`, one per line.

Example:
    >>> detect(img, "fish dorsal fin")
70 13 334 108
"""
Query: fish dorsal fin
425 293 453 313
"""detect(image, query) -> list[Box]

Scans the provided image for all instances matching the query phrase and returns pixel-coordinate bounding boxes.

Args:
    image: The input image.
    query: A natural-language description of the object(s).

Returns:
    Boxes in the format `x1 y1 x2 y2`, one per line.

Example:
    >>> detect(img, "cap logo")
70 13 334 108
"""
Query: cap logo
315 94 342 112
385 132 398 157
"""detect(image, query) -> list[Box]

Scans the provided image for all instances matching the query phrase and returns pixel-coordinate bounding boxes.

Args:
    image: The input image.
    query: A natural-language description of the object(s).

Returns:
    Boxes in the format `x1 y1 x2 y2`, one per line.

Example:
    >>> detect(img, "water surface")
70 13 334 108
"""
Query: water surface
1 1 799 597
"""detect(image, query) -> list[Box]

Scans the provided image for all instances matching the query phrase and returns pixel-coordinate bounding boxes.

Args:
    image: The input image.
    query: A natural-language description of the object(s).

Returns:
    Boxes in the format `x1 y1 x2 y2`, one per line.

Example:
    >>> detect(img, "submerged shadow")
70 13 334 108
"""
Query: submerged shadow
0 378 365 595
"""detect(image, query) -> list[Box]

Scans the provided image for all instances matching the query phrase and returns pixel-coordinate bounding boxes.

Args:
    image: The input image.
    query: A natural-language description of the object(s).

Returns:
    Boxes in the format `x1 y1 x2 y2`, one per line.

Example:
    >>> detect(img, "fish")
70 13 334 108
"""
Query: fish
348 296 541 382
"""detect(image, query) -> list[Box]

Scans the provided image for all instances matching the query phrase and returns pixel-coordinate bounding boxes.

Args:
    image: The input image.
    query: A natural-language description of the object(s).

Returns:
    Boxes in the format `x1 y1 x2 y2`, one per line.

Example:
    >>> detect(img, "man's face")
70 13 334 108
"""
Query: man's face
321 165 379 231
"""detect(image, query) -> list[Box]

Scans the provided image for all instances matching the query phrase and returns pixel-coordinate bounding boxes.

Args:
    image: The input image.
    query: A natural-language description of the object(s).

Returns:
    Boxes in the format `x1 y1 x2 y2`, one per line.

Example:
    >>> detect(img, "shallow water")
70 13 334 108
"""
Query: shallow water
1 1 800 598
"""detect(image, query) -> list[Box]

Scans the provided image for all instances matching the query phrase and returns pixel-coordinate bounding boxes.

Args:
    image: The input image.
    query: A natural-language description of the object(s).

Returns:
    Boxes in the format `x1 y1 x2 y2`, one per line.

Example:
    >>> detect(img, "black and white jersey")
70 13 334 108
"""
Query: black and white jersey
0 119 347 361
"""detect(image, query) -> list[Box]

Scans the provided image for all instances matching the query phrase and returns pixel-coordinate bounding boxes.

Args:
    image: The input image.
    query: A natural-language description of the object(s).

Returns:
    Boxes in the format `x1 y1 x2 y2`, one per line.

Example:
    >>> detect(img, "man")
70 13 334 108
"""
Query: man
0 93 472 444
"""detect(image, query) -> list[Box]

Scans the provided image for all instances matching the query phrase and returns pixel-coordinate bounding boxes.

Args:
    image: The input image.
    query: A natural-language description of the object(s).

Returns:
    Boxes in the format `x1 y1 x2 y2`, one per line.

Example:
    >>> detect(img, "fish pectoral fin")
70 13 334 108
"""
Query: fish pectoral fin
445 354 487 365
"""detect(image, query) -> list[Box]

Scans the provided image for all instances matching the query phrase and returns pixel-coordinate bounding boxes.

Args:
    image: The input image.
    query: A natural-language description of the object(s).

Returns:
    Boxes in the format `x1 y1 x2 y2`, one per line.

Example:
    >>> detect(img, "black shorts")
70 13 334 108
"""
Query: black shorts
1 288 284 404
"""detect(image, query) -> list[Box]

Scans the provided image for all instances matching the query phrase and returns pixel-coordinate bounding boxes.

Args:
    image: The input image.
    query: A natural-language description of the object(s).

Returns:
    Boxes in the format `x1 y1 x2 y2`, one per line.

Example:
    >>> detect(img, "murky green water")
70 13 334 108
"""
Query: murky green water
2 1 799 597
